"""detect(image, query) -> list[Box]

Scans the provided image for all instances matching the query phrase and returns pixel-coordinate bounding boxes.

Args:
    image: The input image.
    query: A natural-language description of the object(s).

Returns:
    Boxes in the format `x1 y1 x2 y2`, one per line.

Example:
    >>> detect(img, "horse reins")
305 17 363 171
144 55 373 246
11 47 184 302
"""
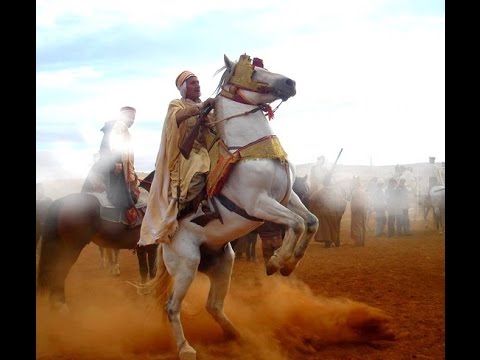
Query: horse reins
205 99 283 127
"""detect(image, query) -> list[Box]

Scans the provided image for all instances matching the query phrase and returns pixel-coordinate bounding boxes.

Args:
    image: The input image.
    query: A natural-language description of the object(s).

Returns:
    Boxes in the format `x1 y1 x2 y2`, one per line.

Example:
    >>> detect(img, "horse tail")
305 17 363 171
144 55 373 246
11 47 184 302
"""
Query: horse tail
37 198 62 293
144 244 172 307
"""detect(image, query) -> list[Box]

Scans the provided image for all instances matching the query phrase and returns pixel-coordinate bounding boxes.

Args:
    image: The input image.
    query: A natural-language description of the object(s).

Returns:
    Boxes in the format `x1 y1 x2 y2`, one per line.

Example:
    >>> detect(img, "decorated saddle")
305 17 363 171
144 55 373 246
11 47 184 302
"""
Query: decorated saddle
189 131 289 227
86 187 149 227
206 133 288 197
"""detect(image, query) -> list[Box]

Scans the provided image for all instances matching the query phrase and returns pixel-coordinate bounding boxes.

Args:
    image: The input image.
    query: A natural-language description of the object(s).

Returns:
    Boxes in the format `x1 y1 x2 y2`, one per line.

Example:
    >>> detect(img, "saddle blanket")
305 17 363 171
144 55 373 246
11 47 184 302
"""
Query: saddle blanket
207 135 288 197
85 187 149 225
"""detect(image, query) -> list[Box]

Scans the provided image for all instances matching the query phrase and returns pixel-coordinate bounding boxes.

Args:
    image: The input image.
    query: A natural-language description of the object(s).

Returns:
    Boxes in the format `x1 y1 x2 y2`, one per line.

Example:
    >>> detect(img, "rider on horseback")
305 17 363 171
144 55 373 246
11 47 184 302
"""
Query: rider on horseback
138 71 216 246
82 106 140 225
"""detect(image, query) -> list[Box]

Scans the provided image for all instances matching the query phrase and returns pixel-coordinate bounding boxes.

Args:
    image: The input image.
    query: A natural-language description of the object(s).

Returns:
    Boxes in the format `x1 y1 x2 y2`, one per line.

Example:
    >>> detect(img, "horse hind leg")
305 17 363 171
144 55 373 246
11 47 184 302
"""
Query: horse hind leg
37 200 92 313
203 243 240 340
162 243 201 360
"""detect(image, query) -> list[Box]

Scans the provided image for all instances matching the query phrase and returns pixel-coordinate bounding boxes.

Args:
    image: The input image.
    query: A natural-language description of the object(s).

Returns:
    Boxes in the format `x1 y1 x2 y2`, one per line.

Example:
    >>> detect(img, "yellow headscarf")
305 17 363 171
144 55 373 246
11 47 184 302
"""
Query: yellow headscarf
175 70 196 89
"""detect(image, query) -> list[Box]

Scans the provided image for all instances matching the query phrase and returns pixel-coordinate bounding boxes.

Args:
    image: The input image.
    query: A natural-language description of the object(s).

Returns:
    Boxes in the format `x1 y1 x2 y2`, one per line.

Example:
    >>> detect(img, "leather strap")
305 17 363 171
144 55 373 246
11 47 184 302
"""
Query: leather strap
215 193 264 222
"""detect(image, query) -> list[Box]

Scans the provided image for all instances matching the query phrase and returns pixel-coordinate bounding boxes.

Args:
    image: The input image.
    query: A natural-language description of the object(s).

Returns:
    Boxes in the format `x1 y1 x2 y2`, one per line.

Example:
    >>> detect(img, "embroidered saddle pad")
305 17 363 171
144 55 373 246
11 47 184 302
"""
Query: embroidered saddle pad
206 135 288 197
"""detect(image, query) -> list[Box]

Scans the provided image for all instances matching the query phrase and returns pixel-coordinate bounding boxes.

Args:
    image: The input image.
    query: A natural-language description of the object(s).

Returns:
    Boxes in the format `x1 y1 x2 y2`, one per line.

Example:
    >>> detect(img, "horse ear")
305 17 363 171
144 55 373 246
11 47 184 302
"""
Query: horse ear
224 54 234 69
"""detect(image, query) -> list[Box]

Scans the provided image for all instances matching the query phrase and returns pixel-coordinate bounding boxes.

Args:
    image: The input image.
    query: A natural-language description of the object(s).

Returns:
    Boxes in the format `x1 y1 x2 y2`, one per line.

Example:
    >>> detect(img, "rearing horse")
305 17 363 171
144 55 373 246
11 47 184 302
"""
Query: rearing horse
145 54 318 360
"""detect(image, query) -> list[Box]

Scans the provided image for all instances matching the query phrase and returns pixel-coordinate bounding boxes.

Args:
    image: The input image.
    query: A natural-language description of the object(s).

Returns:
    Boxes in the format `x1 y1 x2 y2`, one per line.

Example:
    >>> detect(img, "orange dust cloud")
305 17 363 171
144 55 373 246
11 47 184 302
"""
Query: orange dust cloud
37 262 394 360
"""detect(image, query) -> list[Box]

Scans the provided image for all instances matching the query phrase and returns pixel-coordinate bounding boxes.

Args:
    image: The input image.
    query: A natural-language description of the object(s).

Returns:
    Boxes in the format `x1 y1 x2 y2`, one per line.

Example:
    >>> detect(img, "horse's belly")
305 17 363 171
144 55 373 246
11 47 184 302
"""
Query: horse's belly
224 160 291 201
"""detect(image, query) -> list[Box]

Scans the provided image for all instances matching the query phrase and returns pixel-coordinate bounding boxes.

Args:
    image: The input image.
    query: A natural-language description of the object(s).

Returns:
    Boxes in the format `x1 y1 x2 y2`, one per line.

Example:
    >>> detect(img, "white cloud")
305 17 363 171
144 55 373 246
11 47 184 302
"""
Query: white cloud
36 66 103 88
36 0 445 179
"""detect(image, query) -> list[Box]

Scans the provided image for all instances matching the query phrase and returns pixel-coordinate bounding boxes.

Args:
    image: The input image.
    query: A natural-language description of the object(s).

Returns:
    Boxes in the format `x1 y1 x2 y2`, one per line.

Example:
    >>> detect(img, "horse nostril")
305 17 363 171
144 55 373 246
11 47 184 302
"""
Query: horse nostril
286 79 295 88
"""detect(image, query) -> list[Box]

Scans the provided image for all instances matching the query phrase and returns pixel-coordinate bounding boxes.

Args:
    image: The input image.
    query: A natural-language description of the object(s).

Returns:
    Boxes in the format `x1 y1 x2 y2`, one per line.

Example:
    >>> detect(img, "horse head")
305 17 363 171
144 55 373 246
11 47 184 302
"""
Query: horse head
211 54 297 147
215 54 296 106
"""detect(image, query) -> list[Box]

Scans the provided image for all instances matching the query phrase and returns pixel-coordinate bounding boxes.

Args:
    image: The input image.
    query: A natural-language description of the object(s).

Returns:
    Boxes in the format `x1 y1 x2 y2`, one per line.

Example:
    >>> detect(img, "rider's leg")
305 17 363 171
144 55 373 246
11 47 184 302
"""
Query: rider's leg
136 246 148 284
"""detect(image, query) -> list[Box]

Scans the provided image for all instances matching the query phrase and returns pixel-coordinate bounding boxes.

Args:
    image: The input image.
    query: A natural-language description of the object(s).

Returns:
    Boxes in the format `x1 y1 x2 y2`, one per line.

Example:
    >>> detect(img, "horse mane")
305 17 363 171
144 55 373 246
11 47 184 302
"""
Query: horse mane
213 66 229 96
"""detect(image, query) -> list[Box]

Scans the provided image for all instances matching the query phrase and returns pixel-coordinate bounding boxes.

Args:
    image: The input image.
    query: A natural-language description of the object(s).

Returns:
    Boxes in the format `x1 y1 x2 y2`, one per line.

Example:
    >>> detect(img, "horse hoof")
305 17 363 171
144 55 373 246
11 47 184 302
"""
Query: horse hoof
266 256 281 275
179 344 196 360
137 286 149 296
265 264 277 276
52 301 70 315
265 257 280 276
111 264 121 276
280 265 295 276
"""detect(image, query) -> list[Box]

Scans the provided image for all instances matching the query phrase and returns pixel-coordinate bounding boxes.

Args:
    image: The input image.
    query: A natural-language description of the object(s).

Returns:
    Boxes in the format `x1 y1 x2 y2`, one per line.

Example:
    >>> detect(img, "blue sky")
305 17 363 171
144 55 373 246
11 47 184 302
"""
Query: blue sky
36 0 445 182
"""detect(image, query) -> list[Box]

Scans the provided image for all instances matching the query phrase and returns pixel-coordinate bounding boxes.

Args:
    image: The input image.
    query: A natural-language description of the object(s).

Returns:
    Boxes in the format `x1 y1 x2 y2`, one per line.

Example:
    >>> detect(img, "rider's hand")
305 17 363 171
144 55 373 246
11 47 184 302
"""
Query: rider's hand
202 98 215 110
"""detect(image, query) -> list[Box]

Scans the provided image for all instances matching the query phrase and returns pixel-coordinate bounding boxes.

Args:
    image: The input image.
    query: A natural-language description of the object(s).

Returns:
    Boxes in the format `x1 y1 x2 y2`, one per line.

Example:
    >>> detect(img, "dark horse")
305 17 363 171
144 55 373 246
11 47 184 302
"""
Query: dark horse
292 174 310 207
36 171 155 311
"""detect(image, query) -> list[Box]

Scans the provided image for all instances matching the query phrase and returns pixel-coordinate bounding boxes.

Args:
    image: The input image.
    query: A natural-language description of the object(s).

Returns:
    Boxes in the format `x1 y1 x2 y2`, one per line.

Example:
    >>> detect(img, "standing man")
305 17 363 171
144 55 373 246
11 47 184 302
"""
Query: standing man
385 178 398 237
135 243 159 285
371 179 387 237
310 155 327 194
138 71 215 246
396 177 411 235
350 177 368 246
309 173 347 248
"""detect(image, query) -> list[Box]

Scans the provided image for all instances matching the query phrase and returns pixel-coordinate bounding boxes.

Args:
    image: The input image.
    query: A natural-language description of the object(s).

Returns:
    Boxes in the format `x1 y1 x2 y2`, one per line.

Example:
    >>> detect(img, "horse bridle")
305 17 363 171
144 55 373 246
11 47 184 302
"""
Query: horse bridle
205 54 284 127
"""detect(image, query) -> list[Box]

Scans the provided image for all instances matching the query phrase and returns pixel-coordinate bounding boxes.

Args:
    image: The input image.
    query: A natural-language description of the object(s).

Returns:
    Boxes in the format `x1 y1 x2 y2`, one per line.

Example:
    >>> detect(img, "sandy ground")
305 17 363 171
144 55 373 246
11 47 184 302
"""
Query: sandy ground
36 209 444 360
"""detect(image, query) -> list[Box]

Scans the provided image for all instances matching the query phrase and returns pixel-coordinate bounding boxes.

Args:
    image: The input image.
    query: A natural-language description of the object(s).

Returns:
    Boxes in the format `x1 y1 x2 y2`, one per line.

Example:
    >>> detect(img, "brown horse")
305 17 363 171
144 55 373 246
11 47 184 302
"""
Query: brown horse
36 197 53 259
36 198 53 248
36 171 154 311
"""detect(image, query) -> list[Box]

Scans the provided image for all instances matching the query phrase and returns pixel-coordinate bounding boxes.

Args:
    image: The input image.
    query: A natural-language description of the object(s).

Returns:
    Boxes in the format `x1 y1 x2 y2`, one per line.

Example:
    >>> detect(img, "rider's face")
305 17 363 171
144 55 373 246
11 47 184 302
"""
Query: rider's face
120 111 135 127
185 76 201 101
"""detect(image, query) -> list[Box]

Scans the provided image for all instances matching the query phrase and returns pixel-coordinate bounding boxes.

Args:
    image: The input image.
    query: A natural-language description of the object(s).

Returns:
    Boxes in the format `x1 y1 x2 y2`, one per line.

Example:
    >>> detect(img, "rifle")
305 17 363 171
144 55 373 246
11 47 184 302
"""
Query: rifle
330 148 343 173
179 103 213 159
326 148 343 184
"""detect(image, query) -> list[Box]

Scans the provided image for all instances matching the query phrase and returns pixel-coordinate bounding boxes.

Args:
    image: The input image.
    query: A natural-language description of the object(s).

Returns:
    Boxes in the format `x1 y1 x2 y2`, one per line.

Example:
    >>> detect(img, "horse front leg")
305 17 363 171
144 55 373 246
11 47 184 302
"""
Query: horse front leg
281 192 319 276
38 239 87 313
203 243 240 340
248 195 306 275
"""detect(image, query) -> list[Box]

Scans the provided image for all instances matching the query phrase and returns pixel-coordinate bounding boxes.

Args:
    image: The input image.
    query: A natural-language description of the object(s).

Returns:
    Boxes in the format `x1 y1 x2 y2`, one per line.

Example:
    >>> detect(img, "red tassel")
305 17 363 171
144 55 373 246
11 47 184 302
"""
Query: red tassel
262 104 274 120
252 57 264 68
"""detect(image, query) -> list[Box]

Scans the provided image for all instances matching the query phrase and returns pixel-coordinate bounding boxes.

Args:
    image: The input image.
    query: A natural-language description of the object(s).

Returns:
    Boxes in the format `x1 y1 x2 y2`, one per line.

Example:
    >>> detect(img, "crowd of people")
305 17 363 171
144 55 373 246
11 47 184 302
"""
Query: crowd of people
368 177 412 237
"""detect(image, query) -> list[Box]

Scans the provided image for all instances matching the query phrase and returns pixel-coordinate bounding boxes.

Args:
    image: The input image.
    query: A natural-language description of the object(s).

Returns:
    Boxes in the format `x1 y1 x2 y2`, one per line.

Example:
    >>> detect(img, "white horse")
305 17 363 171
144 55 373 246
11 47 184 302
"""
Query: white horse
146 54 319 360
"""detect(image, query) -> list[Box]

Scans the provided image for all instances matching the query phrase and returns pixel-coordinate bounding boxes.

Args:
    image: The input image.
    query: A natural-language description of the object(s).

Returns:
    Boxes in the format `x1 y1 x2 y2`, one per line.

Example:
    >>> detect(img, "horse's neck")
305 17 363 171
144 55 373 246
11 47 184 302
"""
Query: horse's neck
214 97 273 148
